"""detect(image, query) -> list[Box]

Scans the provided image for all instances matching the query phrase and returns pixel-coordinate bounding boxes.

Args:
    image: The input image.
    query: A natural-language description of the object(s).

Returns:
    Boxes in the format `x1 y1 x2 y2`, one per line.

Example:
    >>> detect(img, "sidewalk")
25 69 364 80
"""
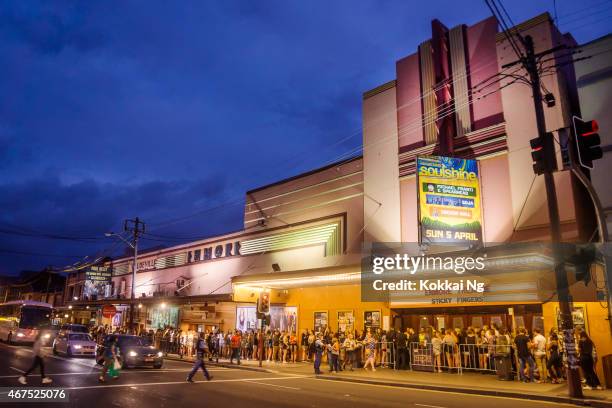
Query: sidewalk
164 353 612 407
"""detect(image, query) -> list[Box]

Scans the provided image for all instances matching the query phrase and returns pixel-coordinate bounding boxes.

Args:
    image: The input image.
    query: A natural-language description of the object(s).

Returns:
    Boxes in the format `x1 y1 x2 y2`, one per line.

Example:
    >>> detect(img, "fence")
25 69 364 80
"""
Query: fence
408 342 519 376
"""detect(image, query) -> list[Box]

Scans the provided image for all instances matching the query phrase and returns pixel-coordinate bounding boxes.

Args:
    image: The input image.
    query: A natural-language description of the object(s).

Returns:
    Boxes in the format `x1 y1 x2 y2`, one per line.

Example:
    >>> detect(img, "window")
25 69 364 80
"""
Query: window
194 249 201 261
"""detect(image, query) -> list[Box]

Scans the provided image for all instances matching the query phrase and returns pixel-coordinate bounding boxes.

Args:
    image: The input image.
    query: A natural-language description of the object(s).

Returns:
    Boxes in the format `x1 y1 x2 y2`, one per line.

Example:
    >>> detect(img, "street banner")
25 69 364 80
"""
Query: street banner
416 155 482 244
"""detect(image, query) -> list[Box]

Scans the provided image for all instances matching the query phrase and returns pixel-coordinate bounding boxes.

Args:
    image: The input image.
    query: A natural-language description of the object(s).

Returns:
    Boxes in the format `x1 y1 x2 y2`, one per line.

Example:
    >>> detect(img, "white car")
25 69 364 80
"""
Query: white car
52 333 97 357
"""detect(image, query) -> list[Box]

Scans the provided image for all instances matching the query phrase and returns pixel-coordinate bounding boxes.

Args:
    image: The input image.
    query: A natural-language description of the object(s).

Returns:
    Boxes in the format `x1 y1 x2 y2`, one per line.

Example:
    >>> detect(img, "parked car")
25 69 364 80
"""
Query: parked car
53 333 97 357
96 335 163 369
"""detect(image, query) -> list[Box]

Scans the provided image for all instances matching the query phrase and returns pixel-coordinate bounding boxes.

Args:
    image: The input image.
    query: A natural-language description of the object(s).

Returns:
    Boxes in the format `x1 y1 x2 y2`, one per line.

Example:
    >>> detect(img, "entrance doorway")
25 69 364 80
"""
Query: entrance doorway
392 304 543 333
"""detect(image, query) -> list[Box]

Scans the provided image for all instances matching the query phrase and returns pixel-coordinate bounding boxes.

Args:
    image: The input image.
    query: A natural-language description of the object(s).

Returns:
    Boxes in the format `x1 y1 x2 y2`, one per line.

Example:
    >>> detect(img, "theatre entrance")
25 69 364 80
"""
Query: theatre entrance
391 304 544 333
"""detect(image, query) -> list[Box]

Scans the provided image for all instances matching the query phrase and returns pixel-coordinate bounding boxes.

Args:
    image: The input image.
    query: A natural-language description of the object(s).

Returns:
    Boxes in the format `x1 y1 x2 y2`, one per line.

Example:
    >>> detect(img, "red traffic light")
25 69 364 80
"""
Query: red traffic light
573 116 602 169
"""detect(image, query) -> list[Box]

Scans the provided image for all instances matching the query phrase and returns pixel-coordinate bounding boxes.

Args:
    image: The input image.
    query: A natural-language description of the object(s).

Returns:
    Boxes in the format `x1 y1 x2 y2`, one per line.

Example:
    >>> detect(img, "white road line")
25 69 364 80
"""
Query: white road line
415 404 446 408
0 368 227 378
247 381 301 390
55 375 309 391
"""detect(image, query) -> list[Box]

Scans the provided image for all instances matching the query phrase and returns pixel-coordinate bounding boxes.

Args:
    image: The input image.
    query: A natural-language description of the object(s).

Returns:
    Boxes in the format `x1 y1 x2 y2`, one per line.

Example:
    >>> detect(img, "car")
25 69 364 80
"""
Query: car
58 324 89 335
53 333 97 357
96 335 163 369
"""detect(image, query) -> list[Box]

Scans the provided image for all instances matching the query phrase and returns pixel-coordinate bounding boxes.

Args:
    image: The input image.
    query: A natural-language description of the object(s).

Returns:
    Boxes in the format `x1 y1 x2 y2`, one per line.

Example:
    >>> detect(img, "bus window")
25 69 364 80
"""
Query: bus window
19 307 51 329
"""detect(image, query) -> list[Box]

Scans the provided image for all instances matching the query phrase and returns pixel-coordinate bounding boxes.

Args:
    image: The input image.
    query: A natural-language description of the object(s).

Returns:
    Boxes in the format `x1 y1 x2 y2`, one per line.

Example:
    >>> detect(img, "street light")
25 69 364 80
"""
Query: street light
105 231 139 334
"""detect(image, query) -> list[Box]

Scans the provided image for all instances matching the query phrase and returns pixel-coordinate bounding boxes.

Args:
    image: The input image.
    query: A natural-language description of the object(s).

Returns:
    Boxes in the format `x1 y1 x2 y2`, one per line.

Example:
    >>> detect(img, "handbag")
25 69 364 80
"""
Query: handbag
113 357 122 370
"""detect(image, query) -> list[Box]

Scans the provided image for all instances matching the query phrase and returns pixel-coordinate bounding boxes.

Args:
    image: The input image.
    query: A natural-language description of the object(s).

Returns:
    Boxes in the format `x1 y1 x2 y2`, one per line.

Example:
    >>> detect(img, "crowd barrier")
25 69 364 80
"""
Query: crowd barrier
408 342 519 375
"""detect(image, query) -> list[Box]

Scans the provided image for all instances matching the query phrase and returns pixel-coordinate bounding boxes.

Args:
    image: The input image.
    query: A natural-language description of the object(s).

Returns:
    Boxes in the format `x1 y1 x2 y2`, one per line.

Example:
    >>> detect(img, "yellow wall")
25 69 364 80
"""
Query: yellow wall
284 284 390 334
542 301 611 383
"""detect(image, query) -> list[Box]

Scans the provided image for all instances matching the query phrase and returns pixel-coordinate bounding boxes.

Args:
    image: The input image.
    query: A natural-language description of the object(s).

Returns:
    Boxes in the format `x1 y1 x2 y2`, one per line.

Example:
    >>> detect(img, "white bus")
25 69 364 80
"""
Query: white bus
0 300 53 344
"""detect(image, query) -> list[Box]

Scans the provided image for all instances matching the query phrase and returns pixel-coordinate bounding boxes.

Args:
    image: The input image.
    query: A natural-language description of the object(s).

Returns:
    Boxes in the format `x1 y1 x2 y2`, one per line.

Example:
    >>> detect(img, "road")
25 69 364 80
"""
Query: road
0 342 574 408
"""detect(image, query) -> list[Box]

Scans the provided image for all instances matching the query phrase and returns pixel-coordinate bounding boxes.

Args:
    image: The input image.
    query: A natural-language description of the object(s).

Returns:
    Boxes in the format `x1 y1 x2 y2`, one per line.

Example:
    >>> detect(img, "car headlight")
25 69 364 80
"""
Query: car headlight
157 352 163 358
16 333 25 337
129 351 138 357
74 345 82 349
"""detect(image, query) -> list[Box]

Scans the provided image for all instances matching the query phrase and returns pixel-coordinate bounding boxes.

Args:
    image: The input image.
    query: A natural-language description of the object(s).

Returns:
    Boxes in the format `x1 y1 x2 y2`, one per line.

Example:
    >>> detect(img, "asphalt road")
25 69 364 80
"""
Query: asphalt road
0 342 574 408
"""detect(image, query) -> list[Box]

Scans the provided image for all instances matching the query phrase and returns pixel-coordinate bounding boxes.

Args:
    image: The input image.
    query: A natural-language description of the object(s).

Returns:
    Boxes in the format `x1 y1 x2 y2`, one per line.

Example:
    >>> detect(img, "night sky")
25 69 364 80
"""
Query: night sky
1 0 609 275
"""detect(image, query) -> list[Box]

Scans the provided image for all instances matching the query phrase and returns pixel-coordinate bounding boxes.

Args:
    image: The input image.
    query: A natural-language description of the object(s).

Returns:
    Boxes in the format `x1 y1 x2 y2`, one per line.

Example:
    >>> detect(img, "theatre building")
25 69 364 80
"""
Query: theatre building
65 12 610 379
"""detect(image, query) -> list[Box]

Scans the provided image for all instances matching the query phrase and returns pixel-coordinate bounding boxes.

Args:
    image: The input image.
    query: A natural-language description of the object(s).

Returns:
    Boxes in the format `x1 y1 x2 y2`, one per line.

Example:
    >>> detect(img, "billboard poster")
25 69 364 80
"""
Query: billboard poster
337 310 354 334
417 155 482 244
150 305 179 329
269 306 297 333
364 310 380 330
313 311 328 334
236 306 258 332
83 266 112 299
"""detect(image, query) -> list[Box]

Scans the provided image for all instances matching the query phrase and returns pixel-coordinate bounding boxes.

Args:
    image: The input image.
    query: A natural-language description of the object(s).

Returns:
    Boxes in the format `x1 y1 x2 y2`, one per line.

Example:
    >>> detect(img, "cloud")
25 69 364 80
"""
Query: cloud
0 175 242 274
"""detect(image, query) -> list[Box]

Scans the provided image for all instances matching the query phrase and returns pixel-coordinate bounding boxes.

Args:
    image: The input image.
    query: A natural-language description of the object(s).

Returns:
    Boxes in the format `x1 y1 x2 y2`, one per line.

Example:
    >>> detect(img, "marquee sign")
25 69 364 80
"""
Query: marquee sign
416 155 483 244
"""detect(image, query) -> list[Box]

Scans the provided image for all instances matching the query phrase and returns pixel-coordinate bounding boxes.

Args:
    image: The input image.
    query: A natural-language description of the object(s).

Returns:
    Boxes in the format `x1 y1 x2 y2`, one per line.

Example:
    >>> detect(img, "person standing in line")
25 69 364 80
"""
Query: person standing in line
380 331 388 368
230 329 242 365
187 332 213 382
532 328 548 383
18 332 52 385
546 333 563 384
313 333 324 375
289 332 298 363
329 336 341 372
363 332 377 372
514 327 535 383
578 331 603 390
301 329 309 362
396 328 407 370
432 331 443 373
342 332 356 371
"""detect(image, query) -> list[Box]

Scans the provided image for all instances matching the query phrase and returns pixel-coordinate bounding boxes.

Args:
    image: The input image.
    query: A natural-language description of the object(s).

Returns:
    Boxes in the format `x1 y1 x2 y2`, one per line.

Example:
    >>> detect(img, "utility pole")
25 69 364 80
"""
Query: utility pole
522 35 583 399
124 217 145 334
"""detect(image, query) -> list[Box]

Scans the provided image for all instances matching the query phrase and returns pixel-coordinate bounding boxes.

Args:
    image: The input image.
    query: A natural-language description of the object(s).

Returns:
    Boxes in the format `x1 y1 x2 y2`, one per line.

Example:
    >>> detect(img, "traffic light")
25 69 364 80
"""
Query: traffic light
529 132 556 175
573 116 602 169
257 291 270 314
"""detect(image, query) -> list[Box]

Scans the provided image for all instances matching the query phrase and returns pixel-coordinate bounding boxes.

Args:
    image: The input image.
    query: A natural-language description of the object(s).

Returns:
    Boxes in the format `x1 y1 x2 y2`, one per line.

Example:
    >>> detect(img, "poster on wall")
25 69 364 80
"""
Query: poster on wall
83 266 112 299
150 306 179 329
314 311 328 334
337 310 354 334
269 306 297 333
471 316 483 328
416 155 482 244
236 306 258 332
364 311 381 330
556 306 588 333
452 317 464 329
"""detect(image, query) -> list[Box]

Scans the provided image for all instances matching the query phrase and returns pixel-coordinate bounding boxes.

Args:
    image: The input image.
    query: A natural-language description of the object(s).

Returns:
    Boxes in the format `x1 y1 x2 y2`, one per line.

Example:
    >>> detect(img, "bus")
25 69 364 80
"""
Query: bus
0 300 54 344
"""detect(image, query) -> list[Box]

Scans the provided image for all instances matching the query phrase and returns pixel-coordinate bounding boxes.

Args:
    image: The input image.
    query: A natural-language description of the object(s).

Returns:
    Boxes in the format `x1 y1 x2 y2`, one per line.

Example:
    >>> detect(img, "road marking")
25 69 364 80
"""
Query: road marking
50 375 309 391
0 368 227 378
307 378 575 406
415 404 446 408
247 381 301 390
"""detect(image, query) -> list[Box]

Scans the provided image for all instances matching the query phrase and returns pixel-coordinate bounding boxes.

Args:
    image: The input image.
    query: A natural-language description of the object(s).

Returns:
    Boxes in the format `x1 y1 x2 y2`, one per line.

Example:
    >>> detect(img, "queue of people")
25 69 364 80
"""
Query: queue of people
86 323 604 391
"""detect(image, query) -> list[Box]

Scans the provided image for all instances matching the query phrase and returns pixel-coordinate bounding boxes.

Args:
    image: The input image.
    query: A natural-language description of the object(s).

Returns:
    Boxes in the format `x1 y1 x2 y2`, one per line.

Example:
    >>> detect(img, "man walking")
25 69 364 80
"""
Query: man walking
187 332 213 382
18 332 52 385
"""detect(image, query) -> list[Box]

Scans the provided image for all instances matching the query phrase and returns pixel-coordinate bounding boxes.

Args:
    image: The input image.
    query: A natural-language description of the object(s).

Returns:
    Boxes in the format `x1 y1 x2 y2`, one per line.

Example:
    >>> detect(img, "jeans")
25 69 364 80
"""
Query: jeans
230 348 241 364
188 358 210 380
331 354 339 372
314 351 322 374
519 355 535 381
24 356 45 378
